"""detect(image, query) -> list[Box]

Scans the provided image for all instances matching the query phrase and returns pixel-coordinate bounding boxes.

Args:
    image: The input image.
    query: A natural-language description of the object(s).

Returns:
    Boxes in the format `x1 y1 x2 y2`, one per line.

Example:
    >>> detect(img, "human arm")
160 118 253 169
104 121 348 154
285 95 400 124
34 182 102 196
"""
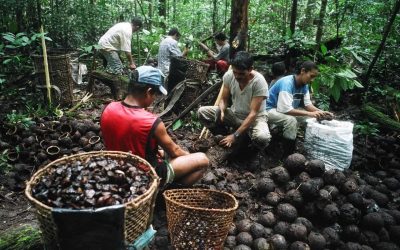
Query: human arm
217 84 231 123
286 91 332 118
154 121 189 158
125 52 136 69
169 40 188 58
198 42 215 58
219 96 264 147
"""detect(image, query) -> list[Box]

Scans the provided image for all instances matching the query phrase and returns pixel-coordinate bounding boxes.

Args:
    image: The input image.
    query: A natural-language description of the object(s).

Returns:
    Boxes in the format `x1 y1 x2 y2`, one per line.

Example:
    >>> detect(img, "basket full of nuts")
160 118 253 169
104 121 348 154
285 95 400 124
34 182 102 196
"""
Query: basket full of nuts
163 188 238 250
25 151 160 250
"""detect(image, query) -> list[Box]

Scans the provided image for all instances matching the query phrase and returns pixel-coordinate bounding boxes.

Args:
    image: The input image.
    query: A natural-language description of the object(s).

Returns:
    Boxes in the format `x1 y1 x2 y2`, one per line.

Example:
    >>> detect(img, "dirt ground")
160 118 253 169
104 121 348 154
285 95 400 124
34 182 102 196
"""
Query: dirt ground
1 74 399 249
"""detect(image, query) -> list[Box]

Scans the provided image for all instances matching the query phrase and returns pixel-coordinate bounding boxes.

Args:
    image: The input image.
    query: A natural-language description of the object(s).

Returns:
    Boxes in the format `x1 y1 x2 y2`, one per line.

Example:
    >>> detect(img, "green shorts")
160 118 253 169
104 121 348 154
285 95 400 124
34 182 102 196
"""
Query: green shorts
155 160 175 187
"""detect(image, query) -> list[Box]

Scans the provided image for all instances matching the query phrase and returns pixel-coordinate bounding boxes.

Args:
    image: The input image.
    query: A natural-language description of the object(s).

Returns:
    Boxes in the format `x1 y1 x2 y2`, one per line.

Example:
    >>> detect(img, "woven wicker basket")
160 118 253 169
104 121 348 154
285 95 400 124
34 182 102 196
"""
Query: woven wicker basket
32 53 74 106
25 151 160 249
167 56 209 91
164 189 238 250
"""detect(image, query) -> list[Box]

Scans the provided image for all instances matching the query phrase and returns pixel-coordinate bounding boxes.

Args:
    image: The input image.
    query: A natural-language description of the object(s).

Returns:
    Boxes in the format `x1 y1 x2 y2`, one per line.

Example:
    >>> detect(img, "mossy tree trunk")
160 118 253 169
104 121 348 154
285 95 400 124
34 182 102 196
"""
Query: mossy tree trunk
229 0 249 59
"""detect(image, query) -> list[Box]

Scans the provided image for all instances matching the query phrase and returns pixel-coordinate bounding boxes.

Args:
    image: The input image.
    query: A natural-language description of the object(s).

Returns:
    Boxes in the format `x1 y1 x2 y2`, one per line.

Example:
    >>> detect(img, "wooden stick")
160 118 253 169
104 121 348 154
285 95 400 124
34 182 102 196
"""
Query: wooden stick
199 82 225 139
40 25 51 105
166 80 222 130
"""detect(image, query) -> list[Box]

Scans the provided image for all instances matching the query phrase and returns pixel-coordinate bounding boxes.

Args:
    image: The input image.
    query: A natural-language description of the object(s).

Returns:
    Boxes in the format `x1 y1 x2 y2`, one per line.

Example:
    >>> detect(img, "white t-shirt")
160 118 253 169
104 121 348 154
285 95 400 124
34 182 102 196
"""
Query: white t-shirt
157 36 183 75
98 22 132 52
223 70 268 120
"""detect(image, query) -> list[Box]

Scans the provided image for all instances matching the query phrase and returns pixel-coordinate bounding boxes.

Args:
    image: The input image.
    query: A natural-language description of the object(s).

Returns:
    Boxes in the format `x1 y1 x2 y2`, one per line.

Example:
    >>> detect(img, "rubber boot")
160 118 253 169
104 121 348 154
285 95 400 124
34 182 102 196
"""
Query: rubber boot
282 138 296 160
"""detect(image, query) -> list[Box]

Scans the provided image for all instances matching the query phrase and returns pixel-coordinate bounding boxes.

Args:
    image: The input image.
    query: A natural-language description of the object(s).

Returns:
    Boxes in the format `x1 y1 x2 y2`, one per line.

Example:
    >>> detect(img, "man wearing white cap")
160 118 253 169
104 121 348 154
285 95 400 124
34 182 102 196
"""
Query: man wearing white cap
101 66 209 187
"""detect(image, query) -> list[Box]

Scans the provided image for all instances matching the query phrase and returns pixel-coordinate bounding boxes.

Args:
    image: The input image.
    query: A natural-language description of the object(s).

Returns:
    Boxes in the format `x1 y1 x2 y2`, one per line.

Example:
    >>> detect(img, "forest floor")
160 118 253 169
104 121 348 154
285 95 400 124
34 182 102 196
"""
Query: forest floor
0 71 399 249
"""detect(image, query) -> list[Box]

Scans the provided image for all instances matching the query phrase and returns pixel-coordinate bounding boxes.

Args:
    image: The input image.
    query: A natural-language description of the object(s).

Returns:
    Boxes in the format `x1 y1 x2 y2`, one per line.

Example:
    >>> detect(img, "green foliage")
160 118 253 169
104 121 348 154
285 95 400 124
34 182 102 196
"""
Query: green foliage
172 119 183 131
354 121 379 137
186 111 202 132
0 224 42 250
313 93 330 111
312 47 364 102
78 44 101 59
284 30 316 51
0 31 52 85
5 110 34 128
0 149 12 173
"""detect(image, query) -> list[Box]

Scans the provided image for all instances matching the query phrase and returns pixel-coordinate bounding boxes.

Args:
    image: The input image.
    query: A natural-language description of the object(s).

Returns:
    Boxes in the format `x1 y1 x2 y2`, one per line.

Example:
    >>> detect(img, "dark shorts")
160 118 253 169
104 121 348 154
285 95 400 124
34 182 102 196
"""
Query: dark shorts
155 160 175 188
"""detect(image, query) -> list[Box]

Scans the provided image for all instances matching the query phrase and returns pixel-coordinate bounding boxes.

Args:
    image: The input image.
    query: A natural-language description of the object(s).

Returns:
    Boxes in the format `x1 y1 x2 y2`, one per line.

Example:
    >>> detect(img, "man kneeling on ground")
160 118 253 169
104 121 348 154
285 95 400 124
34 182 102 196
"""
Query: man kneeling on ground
101 66 209 187
266 61 333 158
197 51 271 169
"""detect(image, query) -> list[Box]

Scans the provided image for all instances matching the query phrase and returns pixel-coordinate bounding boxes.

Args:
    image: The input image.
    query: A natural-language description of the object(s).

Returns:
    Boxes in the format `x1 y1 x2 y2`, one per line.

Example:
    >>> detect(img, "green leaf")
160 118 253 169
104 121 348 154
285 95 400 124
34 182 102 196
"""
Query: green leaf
336 69 357 79
172 119 183 131
311 80 320 93
350 50 364 64
3 58 12 64
353 80 363 88
15 32 26 38
21 36 30 44
3 33 15 42
330 84 341 102
320 44 328 55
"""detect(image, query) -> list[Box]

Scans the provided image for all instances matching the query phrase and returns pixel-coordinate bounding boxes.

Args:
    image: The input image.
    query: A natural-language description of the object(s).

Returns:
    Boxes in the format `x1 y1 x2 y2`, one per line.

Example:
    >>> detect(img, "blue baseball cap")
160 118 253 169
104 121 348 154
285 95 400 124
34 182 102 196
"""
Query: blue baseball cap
136 66 167 95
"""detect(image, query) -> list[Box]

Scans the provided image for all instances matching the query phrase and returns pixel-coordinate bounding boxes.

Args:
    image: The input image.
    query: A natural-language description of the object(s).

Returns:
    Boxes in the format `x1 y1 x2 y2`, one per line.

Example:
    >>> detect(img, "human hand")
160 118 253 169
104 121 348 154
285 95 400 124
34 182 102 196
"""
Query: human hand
309 110 326 119
129 63 136 70
219 134 235 147
318 111 334 121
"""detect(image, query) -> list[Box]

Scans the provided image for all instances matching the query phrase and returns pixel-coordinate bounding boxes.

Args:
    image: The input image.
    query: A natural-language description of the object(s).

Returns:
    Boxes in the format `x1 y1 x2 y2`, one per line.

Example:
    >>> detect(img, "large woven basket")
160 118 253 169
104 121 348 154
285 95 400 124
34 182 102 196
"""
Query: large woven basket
25 151 160 249
32 53 74 106
164 189 238 249
167 56 209 91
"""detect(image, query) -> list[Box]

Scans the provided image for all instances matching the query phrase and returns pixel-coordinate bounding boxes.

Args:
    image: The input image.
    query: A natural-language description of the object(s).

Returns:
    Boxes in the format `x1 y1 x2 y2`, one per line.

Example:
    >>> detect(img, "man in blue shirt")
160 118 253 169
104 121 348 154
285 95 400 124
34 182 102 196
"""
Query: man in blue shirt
266 61 333 157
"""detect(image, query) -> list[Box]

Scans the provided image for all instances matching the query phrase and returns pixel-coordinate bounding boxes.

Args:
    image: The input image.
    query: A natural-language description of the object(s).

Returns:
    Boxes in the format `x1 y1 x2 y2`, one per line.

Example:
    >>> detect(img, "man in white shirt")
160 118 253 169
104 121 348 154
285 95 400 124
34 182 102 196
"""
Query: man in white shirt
98 17 142 75
157 28 189 76
198 51 271 170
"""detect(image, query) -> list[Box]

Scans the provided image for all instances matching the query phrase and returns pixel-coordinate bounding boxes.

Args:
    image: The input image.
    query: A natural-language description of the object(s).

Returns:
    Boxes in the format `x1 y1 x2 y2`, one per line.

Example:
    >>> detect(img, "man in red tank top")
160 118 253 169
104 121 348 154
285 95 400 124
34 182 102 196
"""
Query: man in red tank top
101 66 209 187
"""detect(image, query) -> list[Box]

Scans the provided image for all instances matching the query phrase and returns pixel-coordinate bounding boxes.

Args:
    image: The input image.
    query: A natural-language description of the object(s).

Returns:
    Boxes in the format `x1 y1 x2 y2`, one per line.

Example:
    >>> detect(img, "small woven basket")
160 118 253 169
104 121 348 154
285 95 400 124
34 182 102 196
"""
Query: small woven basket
164 189 238 250
25 151 160 249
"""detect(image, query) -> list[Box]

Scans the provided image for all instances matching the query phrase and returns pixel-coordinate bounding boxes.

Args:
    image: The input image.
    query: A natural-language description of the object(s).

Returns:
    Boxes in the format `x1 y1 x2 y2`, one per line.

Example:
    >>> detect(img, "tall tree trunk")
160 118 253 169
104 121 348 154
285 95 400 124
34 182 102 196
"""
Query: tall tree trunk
364 0 400 85
16 3 24 33
229 0 249 59
289 0 298 35
172 0 176 22
212 0 218 33
36 0 42 28
315 0 328 47
158 0 166 29
301 0 316 32
149 0 153 27
225 0 229 25
282 0 289 36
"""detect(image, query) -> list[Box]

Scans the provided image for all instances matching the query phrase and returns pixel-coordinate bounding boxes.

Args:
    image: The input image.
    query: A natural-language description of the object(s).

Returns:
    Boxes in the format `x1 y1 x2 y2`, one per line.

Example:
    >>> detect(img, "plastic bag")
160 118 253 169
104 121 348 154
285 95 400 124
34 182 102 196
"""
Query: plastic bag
304 118 354 171
70 57 88 85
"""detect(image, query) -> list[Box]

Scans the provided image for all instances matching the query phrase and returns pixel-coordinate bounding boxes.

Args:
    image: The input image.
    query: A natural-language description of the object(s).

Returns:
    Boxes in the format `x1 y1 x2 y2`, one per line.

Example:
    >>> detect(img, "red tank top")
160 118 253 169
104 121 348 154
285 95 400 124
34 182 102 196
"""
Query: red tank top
100 101 160 164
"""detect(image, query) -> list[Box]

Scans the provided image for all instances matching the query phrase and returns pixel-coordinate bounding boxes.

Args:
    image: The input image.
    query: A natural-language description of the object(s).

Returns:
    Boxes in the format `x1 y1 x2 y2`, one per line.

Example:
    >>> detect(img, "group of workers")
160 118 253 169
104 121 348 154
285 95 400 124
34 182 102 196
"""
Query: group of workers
98 17 333 188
